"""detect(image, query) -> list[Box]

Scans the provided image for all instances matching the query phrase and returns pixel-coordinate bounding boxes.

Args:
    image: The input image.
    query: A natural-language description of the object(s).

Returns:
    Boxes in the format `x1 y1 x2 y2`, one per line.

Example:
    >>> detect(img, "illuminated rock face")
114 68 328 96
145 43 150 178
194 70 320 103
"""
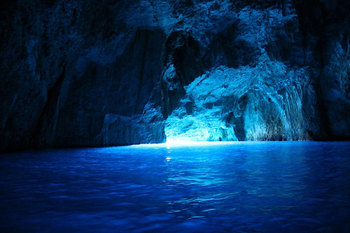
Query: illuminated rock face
164 4 321 142
165 60 319 141
162 0 350 141
0 0 349 150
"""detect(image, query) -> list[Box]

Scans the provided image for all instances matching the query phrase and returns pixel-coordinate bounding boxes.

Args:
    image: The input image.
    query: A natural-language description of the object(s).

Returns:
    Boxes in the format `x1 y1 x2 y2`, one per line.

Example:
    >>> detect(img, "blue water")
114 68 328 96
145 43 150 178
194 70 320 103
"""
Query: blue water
1 142 350 233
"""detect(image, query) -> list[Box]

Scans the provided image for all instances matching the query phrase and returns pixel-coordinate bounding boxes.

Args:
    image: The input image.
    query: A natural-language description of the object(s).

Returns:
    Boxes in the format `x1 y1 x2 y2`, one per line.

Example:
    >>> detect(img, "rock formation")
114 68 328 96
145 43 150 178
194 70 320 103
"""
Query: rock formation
0 0 349 150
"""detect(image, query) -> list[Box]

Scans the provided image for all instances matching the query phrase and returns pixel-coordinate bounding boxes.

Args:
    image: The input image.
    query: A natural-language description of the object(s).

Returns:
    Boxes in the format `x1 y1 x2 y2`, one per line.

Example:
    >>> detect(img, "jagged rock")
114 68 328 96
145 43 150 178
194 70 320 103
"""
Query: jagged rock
165 58 320 141
0 0 349 151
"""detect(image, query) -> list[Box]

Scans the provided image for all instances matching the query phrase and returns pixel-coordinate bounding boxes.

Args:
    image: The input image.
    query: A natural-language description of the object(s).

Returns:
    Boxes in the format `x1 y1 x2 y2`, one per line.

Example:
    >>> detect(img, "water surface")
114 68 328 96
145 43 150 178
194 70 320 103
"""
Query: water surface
1 142 350 232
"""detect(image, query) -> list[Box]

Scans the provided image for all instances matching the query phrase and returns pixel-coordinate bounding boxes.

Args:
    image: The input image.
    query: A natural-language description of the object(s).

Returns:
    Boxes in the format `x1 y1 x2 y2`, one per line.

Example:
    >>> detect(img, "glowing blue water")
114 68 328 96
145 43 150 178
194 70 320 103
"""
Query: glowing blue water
1 142 350 232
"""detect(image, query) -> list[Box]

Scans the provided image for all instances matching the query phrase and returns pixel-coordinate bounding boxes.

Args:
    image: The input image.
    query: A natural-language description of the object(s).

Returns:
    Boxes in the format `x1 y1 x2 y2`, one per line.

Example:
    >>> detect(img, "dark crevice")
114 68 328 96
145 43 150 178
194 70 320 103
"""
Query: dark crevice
162 31 208 117
134 31 150 114
33 65 66 147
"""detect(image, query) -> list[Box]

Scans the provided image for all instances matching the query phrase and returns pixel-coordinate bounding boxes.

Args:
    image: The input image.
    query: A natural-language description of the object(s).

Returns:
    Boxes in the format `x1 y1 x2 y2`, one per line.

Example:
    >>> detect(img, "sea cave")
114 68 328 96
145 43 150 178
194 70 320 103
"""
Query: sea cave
1 0 350 232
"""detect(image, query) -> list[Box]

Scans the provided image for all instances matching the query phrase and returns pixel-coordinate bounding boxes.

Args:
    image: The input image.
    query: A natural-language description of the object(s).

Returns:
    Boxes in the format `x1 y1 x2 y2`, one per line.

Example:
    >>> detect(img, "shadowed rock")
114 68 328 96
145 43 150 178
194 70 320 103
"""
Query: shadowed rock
0 0 349 151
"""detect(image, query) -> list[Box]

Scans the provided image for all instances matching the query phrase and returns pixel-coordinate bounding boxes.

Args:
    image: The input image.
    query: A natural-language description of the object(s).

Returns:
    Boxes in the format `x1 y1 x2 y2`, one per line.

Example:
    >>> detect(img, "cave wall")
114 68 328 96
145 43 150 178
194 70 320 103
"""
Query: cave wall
0 0 349 150
0 0 167 150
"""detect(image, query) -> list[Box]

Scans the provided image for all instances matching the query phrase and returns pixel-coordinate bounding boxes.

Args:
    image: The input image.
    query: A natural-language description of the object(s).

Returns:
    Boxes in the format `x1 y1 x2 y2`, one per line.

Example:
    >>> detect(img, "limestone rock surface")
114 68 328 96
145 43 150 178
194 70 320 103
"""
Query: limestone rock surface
0 0 349 151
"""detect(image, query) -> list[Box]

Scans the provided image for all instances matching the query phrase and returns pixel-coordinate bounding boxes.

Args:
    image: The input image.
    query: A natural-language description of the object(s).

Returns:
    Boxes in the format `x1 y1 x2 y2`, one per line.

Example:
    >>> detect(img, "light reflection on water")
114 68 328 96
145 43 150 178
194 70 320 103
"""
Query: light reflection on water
0 142 350 232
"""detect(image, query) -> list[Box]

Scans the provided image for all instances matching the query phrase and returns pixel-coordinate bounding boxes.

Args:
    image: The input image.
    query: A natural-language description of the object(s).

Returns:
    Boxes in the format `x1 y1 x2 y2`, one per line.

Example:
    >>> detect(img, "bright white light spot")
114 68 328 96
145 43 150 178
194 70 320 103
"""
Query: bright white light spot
165 157 171 161
128 140 266 149
165 138 238 148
